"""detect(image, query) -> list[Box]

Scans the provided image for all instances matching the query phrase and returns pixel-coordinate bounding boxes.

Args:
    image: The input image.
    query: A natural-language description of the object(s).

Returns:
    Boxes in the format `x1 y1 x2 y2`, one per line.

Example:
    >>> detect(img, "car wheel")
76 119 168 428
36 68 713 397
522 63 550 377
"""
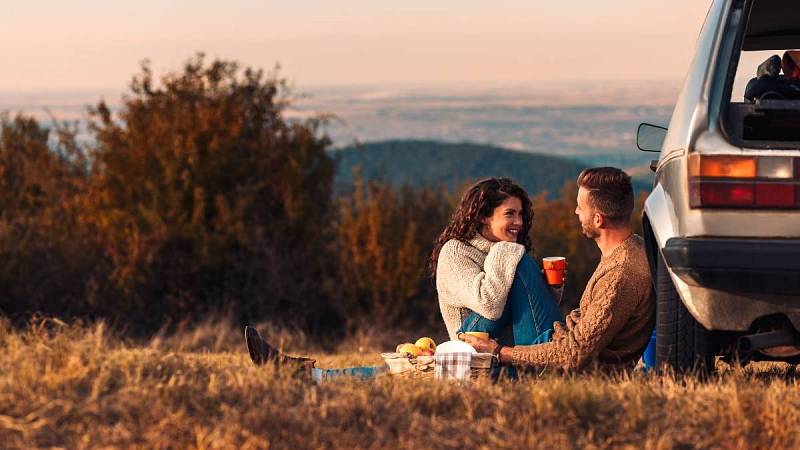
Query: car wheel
655 252 716 375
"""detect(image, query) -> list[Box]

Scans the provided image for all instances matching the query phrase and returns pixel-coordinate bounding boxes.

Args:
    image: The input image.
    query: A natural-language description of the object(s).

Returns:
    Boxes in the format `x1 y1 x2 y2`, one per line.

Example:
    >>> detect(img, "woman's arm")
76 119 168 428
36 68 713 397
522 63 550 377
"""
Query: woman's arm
437 240 525 320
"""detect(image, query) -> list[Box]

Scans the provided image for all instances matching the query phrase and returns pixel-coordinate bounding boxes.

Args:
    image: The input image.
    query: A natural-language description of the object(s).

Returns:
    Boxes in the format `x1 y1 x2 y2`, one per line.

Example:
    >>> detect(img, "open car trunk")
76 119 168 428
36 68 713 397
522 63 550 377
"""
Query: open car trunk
727 100 800 146
723 0 800 149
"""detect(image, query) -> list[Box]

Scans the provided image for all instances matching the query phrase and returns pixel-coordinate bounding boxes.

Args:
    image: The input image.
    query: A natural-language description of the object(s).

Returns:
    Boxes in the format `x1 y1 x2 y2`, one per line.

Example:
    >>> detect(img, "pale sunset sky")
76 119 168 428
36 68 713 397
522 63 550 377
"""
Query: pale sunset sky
1 0 712 92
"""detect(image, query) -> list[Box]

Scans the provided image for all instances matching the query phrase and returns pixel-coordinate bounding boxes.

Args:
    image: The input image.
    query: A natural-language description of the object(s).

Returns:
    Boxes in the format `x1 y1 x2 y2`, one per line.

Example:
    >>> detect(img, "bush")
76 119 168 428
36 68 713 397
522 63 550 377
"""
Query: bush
0 114 99 318
335 169 452 329
0 56 340 334
84 55 338 332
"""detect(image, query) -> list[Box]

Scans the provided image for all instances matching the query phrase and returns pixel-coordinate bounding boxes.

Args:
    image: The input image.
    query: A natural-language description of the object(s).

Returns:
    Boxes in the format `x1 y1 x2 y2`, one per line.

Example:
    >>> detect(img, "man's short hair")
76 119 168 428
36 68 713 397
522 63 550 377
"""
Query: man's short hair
577 167 634 226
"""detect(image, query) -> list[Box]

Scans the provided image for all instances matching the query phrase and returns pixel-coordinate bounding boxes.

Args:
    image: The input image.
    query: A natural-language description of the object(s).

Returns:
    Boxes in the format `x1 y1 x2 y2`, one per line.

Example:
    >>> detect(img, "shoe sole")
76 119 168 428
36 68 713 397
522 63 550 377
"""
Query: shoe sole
244 326 265 365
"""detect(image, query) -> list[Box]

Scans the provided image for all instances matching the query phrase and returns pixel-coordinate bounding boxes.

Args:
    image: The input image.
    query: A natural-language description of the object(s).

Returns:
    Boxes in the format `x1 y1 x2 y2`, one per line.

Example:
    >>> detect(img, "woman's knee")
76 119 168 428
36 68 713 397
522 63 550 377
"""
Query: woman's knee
516 253 541 275
512 254 542 288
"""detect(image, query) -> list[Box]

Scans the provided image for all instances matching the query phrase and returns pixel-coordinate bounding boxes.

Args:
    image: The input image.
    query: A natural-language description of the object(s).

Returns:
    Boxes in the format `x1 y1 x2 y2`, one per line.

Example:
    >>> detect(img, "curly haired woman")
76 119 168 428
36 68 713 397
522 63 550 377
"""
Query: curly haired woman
431 177 563 349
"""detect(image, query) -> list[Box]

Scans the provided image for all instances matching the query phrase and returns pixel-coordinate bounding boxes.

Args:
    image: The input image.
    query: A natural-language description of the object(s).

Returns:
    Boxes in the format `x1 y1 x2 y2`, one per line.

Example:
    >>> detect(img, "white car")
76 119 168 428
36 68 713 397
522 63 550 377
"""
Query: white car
638 0 800 373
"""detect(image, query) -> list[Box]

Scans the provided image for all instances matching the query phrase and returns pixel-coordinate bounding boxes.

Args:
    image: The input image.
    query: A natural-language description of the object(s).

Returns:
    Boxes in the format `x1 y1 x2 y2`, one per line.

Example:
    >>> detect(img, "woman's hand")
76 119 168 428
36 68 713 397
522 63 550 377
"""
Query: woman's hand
457 333 500 354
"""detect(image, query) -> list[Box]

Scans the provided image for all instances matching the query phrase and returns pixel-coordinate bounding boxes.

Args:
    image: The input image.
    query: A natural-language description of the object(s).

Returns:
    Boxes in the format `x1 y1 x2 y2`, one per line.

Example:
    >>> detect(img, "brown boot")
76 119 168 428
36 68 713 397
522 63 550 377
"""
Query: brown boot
244 326 317 374
245 326 279 365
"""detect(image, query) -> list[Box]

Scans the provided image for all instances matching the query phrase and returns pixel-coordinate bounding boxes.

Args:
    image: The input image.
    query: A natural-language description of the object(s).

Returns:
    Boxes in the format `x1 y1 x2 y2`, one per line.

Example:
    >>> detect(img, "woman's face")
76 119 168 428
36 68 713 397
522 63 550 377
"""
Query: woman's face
480 196 524 243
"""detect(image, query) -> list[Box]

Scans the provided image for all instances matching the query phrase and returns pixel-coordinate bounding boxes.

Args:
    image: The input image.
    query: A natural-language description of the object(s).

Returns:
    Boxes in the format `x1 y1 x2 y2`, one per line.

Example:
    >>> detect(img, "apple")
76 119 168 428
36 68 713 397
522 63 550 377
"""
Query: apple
419 349 434 356
414 337 436 353
397 343 422 357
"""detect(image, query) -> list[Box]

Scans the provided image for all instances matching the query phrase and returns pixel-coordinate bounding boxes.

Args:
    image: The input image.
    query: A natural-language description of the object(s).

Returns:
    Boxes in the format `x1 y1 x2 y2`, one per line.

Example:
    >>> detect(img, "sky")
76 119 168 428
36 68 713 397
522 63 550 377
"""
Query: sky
1 0 712 92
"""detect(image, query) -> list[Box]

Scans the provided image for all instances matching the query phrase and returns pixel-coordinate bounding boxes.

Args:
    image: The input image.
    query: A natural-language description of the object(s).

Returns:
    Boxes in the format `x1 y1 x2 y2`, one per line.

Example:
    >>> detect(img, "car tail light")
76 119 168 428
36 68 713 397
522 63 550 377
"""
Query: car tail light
689 155 756 178
758 157 794 179
756 183 795 207
688 154 799 209
690 181 753 207
796 158 800 180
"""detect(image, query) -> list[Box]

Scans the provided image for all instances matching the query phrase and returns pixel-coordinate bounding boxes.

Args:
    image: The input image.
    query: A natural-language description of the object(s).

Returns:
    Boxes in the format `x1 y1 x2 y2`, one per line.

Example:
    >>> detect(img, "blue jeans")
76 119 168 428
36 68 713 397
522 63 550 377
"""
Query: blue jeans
458 254 563 346
311 366 387 382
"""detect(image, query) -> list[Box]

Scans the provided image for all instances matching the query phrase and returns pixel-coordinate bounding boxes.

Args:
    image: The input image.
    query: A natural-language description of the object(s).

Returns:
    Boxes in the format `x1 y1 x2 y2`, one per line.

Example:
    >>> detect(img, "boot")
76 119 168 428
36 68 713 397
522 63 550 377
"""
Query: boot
244 326 316 379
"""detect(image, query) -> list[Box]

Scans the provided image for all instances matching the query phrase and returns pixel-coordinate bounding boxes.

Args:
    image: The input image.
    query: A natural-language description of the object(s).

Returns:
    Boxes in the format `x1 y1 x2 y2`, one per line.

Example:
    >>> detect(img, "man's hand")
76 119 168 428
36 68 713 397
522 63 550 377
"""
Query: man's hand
542 268 567 305
547 284 565 305
457 333 500 354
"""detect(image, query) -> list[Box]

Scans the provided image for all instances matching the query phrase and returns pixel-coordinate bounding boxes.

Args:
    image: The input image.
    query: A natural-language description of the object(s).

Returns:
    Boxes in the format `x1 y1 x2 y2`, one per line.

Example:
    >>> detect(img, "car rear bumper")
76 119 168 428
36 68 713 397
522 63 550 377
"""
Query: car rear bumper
662 237 800 295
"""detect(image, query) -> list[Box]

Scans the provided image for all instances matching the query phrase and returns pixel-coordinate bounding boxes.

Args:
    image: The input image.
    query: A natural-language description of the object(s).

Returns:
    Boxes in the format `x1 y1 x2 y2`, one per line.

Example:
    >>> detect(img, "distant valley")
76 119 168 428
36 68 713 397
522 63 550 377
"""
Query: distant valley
297 82 676 172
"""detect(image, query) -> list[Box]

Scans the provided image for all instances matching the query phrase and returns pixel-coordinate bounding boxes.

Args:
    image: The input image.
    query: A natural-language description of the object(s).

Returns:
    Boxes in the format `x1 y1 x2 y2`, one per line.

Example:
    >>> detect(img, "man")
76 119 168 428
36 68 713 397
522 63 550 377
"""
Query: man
462 167 655 371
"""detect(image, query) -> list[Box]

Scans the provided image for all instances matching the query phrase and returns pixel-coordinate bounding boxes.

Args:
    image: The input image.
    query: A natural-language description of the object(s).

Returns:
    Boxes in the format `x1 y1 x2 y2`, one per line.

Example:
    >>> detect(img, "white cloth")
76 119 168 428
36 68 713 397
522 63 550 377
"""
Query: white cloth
434 352 473 380
435 340 477 354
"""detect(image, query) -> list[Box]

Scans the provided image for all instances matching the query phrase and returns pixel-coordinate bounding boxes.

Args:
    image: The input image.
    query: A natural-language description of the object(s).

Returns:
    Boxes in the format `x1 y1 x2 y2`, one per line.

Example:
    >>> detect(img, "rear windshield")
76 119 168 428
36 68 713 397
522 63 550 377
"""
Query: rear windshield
722 0 800 148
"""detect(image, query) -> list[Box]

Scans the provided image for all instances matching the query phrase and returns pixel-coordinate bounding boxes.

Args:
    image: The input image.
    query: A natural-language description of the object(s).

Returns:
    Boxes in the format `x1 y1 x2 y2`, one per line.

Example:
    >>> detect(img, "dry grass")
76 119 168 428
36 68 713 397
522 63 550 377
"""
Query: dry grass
2 318 800 449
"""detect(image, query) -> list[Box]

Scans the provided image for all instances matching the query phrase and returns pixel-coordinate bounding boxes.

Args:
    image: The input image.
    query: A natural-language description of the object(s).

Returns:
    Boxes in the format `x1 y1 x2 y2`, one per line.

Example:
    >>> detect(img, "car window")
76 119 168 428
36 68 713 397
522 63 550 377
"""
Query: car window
730 50 785 101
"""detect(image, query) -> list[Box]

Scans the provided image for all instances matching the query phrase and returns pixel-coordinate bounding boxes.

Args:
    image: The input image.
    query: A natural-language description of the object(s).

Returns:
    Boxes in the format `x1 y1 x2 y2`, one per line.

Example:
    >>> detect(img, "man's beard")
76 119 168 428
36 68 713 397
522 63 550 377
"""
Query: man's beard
580 221 599 239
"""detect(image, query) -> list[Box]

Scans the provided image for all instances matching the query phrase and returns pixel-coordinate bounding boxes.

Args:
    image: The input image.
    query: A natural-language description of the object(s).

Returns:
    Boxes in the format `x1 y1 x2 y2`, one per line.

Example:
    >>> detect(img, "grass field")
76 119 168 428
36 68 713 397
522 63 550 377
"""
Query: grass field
2 318 800 449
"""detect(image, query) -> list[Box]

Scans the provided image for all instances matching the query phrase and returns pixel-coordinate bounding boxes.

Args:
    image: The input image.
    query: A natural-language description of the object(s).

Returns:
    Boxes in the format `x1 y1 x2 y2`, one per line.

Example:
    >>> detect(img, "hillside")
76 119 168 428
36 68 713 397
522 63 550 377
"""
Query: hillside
331 140 586 198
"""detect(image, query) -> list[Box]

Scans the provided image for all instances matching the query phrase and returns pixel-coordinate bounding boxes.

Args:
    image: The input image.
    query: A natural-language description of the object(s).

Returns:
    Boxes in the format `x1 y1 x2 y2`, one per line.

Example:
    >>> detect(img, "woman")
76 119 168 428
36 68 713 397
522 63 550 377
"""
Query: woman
244 177 563 380
432 177 563 351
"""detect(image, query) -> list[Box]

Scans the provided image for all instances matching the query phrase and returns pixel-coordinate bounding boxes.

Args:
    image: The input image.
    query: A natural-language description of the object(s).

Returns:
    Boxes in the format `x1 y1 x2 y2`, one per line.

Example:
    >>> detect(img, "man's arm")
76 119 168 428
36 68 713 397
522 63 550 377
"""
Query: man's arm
503 264 637 370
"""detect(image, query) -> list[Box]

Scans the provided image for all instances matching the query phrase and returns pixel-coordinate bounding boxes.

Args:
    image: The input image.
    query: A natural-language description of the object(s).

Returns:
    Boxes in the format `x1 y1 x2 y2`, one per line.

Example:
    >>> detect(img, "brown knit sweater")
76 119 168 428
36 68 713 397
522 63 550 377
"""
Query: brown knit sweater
510 234 655 371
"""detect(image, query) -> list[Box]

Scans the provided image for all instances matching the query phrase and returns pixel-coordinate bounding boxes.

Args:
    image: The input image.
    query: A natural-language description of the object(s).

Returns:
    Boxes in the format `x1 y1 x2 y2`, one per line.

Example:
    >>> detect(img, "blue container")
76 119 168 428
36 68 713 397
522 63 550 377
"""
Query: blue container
642 328 657 372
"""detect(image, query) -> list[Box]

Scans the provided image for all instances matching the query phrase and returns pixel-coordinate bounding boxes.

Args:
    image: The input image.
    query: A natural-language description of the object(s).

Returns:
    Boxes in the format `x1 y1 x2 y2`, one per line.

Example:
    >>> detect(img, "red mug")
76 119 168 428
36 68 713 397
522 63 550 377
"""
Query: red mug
542 257 567 285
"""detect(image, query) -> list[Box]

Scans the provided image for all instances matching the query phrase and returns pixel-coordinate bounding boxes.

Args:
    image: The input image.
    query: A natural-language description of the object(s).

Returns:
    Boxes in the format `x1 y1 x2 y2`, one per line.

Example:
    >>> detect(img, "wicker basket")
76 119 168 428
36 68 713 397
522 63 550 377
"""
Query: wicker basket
380 352 493 380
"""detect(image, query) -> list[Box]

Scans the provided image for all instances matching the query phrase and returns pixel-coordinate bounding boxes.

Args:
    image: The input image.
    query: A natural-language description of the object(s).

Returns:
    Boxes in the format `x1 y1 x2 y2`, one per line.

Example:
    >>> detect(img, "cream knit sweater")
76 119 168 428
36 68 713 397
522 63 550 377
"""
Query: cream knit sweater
435 234 526 340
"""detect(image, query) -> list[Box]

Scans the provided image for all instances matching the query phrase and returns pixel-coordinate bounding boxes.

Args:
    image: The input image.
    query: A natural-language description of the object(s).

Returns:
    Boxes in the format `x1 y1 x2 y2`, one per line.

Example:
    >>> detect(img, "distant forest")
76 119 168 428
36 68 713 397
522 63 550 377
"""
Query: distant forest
333 140 652 198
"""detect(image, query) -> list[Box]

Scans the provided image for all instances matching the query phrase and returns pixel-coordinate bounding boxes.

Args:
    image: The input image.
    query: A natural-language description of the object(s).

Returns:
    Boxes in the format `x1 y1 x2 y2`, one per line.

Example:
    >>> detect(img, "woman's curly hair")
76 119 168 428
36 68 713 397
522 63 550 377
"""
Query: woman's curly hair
428 177 533 277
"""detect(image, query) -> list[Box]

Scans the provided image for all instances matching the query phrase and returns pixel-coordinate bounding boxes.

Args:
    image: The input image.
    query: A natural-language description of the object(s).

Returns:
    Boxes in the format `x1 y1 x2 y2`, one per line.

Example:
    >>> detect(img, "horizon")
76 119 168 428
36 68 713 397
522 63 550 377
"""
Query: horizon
0 81 678 159
0 80 673 173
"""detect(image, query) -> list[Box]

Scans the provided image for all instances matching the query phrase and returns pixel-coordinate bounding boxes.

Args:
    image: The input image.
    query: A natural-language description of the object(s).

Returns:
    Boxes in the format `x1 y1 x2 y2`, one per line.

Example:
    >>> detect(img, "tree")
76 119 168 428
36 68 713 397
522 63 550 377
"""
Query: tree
85 54 337 330
0 114 96 317
335 170 452 328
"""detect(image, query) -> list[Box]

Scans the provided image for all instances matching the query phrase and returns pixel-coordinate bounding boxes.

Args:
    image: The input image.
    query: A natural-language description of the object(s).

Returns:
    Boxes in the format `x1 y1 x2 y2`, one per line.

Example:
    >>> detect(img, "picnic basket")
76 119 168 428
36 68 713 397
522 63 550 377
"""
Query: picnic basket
380 352 494 380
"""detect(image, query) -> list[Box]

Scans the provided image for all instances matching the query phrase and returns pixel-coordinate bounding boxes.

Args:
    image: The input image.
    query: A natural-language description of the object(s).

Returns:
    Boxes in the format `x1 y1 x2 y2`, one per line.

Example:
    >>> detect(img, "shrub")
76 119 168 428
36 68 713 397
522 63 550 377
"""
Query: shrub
335 170 452 329
0 114 99 318
84 54 338 331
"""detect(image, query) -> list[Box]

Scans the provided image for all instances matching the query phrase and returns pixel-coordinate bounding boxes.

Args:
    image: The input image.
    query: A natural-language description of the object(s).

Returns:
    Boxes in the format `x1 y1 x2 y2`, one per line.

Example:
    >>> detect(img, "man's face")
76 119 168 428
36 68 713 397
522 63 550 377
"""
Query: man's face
575 187 600 239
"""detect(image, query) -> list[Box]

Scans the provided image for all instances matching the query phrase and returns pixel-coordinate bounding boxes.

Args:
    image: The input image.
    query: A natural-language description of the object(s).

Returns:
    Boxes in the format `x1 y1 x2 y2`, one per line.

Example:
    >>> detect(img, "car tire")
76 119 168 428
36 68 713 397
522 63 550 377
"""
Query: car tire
655 251 716 375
